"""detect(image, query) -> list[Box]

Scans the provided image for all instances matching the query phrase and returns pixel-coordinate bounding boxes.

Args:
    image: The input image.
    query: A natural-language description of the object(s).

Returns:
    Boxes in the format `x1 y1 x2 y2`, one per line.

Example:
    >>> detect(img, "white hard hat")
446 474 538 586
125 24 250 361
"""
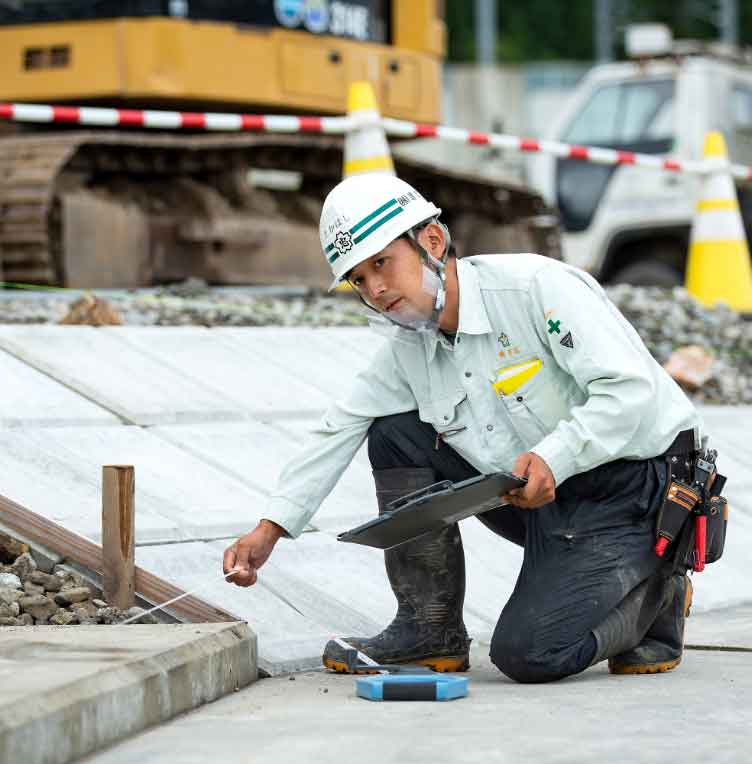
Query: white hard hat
320 173 442 291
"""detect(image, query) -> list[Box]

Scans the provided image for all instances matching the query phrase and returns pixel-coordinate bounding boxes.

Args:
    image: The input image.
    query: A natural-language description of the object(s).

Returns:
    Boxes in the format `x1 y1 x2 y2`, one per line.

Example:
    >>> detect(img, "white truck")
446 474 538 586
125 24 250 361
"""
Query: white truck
528 25 752 286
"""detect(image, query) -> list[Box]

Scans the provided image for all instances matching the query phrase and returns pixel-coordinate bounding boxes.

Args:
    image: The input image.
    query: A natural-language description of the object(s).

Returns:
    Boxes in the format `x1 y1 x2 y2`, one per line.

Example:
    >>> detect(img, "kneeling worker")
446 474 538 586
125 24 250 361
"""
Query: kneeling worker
224 173 701 683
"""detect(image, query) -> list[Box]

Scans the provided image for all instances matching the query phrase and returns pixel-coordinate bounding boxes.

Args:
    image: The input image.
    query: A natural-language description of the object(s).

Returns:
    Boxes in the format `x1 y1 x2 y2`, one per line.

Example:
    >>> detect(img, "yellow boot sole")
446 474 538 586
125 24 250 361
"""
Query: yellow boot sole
323 653 470 675
609 576 693 676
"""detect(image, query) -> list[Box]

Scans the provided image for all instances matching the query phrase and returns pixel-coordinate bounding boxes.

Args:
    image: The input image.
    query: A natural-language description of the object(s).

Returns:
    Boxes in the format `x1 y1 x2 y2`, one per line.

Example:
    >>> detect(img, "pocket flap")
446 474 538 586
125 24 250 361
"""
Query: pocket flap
418 391 467 428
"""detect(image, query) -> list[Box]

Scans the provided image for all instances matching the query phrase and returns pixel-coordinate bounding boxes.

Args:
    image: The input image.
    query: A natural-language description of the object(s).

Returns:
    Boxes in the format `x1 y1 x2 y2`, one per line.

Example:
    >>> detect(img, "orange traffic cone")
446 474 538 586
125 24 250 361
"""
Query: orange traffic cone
685 131 752 313
342 81 394 178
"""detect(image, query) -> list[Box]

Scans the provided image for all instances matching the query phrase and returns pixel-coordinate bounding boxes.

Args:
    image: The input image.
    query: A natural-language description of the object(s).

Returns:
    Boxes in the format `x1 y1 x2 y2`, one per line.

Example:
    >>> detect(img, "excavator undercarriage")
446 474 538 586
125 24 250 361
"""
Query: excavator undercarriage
0 129 561 289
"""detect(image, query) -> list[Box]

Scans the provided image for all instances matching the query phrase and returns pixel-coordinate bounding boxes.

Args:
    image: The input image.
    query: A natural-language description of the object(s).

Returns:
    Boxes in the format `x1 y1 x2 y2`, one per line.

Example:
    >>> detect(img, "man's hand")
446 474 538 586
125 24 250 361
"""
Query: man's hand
223 520 286 587
502 452 556 509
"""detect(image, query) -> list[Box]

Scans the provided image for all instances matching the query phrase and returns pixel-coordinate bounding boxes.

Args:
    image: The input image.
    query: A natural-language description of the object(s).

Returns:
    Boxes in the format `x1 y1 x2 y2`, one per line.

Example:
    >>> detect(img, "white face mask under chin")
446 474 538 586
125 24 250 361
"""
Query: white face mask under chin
366 261 445 336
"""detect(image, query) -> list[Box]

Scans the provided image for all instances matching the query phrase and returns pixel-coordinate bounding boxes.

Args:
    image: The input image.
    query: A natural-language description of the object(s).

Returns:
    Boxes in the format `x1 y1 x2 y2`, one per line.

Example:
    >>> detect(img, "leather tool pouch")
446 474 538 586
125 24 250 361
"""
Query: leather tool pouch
703 474 729 565
655 480 700 546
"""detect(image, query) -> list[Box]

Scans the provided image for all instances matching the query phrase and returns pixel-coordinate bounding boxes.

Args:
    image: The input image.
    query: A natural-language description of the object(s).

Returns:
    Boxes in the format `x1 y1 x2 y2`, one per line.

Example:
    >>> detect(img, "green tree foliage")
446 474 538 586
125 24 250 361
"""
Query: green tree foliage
445 0 752 62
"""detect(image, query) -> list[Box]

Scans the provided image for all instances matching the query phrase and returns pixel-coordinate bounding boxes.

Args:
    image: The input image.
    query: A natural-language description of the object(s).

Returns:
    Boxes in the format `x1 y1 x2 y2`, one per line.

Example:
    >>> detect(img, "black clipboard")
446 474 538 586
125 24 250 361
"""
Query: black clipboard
337 472 526 550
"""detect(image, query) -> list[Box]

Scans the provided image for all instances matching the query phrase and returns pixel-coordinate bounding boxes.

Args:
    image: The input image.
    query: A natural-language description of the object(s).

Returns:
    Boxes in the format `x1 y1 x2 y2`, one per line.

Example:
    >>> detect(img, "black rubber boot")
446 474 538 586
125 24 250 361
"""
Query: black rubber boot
608 573 693 675
588 573 673 670
322 467 471 673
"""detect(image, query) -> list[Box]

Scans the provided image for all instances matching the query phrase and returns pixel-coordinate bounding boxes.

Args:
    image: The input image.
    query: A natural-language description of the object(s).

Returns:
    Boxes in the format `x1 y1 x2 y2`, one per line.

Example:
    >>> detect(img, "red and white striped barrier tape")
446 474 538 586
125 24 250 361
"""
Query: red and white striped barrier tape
0 102 351 134
2 101 750 181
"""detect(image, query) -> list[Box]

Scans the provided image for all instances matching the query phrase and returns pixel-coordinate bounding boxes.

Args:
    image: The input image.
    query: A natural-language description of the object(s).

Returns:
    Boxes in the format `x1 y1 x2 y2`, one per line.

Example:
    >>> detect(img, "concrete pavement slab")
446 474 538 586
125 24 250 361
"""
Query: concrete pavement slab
0 426 267 544
0 326 241 425
686 604 752 649
218 327 379 399
0 623 256 764
110 327 330 420
81 640 751 764
151 420 379 533
0 348 118 428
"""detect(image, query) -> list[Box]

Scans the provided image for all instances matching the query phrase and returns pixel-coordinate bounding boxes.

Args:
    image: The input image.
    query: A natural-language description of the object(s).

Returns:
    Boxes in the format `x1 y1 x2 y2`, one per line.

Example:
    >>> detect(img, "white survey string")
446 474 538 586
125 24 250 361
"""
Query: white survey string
118 566 243 625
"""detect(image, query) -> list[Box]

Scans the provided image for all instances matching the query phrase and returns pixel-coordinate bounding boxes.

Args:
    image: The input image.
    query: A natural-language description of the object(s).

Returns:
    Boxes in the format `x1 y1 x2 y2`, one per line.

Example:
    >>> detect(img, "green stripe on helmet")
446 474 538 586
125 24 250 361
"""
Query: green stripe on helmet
353 206 404 245
350 198 398 235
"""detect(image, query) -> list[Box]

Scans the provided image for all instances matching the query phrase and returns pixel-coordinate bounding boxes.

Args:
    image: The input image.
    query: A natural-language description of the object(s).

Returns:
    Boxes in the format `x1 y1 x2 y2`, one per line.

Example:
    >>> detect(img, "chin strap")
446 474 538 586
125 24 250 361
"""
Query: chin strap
404 221 449 331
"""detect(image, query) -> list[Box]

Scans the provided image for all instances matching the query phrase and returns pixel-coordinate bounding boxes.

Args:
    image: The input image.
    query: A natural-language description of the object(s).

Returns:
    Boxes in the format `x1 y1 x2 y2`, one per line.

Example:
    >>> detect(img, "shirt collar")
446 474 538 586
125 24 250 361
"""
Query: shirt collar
425 257 493 362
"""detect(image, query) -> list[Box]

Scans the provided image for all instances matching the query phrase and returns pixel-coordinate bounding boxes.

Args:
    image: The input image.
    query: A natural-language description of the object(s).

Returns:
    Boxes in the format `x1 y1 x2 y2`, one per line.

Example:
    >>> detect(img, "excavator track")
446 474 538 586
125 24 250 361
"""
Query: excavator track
0 129 560 287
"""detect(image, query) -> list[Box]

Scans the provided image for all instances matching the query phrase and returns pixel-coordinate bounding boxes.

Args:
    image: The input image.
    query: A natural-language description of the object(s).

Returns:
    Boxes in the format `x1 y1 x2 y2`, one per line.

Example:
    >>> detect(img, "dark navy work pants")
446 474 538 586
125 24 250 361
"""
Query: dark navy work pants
368 412 670 683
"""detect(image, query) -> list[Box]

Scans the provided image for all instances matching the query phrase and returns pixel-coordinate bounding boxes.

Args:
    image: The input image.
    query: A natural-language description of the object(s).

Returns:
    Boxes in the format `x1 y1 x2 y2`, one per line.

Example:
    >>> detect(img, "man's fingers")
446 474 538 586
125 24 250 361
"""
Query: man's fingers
223 545 237 575
228 566 257 587
512 452 534 479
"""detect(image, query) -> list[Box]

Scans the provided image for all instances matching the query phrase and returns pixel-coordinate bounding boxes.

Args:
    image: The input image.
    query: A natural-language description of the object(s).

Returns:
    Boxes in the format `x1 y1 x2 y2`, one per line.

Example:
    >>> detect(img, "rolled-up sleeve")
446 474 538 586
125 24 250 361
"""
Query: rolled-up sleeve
527 265 656 484
263 342 417 537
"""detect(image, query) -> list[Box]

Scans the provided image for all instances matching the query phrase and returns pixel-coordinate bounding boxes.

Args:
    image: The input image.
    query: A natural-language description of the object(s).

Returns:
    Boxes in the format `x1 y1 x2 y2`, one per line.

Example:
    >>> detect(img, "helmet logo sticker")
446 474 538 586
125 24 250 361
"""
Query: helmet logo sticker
334 230 354 256
325 197 405 263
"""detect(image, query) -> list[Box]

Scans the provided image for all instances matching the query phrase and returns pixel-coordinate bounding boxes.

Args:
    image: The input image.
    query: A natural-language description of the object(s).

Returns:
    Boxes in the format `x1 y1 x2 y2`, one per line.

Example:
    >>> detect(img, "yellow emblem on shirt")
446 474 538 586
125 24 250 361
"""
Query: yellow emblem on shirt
492 358 542 396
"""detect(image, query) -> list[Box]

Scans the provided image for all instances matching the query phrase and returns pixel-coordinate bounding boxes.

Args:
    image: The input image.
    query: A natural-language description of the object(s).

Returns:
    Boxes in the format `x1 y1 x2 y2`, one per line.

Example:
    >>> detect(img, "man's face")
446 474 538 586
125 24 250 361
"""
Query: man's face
347 237 436 323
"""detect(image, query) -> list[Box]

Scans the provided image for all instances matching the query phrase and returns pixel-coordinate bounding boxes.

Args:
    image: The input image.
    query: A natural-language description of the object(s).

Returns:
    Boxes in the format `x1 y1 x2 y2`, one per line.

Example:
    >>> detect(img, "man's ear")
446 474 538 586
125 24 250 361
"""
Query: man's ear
418 223 445 259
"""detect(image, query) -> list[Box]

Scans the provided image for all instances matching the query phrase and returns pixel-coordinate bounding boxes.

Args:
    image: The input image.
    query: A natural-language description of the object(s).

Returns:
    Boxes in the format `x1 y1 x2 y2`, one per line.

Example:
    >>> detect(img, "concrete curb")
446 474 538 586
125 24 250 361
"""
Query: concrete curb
0 622 257 764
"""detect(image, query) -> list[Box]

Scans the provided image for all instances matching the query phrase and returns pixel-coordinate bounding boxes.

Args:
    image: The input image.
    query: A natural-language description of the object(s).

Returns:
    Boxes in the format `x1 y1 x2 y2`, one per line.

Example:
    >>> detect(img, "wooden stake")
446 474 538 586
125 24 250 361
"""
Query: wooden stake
102 465 135 610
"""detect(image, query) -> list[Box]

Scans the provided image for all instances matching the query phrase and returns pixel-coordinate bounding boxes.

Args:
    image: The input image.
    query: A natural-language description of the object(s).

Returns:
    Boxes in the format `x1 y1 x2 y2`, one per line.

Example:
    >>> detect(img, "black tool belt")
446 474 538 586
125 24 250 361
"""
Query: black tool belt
654 429 729 573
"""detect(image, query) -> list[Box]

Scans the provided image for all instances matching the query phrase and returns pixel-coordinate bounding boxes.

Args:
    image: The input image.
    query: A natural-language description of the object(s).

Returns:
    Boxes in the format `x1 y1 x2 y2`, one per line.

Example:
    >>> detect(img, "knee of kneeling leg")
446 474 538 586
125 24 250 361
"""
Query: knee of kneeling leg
490 634 573 684
367 412 420 466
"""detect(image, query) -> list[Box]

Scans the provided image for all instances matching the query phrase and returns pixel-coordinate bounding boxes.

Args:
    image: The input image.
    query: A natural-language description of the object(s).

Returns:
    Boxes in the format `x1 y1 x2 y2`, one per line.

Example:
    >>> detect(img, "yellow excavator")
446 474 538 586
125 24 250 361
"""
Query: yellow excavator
0 1 560 288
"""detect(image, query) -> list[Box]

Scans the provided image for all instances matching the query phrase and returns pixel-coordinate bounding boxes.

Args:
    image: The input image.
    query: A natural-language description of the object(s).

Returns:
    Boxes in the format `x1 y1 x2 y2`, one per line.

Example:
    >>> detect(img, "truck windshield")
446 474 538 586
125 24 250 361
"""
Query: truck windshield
563 79 675 154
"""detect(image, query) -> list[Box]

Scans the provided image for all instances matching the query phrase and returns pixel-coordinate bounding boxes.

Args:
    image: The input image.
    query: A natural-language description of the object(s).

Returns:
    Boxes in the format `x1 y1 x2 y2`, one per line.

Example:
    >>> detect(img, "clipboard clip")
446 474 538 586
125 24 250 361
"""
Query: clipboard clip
386 480 454 512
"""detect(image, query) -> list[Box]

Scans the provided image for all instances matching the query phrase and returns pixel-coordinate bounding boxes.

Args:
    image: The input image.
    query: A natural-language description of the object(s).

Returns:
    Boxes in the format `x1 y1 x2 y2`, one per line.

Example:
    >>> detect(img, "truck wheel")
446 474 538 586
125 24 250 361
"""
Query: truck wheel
609 261 683 287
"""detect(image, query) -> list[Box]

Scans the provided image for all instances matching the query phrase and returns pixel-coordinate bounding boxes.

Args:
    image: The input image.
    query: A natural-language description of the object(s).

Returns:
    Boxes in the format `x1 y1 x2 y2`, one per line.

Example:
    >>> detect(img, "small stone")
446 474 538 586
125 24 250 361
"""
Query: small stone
19 594 57 621
23 581 45 597
49 610 78 626
29 571 62 592
71 605 97 624
10 552 37 582
53 567 85 590
17 613 33 626
0 604 16 618
97 607 126 625
92 599 108 609
54 587 92 606
59 294 123 326
122 606 158 625
0 586 24 605
0 532 28 564
0 573 21 589
0 617 20 626
71 600 98 618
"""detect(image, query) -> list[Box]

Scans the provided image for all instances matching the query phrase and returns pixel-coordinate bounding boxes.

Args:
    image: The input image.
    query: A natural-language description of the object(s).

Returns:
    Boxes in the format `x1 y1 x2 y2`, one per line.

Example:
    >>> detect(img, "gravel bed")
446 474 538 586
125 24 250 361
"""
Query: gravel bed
0 280 749 404
0 535 157 627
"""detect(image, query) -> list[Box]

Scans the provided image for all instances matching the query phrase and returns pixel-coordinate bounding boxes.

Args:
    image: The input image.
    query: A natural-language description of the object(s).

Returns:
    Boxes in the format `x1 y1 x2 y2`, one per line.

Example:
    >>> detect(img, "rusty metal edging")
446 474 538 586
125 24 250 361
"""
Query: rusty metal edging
0 492 241 624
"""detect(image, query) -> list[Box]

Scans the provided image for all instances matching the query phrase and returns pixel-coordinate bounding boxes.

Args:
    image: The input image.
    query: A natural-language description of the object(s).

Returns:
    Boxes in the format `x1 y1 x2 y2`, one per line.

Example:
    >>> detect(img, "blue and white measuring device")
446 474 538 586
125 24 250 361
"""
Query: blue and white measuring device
334 639 469 702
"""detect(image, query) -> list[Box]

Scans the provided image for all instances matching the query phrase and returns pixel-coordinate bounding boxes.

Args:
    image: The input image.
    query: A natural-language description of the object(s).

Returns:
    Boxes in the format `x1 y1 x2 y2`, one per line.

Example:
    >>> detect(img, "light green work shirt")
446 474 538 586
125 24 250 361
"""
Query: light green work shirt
265 254 700 538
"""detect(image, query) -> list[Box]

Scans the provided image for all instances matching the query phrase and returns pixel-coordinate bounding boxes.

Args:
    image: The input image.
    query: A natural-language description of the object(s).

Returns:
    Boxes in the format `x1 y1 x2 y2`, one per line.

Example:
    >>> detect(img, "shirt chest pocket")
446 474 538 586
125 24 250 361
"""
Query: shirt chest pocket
495 357 568 435
417 390 468 434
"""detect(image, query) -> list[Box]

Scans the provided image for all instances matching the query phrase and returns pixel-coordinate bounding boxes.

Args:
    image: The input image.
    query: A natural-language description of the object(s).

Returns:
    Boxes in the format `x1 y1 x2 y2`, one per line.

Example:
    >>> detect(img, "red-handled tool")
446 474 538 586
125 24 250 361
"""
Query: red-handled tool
694 513 707 572
654 536 670 557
